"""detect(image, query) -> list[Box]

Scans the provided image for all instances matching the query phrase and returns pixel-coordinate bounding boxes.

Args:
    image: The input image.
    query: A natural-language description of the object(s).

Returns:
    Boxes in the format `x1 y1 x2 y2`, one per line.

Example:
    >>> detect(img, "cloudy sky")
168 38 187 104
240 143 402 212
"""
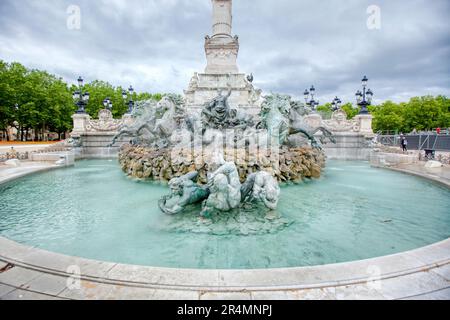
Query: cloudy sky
0 0 449 104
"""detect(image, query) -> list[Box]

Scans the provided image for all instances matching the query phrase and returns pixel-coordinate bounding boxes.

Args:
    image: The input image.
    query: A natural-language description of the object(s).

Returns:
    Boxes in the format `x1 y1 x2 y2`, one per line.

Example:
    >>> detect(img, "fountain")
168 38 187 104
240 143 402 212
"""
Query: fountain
107 0 334 218
114 90 332 216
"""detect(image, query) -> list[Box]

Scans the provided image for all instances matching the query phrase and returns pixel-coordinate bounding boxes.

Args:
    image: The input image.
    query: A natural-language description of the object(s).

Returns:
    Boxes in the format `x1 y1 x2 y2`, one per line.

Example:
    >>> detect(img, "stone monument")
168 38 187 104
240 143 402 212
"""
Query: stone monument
184 0 262 116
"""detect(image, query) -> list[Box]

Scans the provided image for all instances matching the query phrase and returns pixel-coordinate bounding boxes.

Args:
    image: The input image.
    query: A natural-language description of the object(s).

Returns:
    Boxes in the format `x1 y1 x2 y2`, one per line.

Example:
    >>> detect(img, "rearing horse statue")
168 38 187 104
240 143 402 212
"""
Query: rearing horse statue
109 94 185 148
258 94 336 149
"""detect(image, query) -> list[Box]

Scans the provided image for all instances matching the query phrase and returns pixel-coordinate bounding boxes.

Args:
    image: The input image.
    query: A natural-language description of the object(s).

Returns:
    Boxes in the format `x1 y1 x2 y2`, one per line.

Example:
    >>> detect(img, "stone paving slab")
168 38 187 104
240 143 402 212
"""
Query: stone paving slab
401 288 450 300
216 251 428 289
24 273 68 297
333 285 387 300
151 289 200 300
408 240 450 266
199 291 252 300
431 264 450 281
374 271 449 300
1 289 61 300
0 266 42 288
58 280 117 300
0 284 16 298
106 264 221 289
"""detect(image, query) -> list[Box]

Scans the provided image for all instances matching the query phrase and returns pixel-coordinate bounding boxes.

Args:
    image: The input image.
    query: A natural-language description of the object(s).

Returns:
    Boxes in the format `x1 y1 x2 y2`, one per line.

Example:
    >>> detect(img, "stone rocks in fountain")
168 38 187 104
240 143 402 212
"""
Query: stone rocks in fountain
119 144 326 183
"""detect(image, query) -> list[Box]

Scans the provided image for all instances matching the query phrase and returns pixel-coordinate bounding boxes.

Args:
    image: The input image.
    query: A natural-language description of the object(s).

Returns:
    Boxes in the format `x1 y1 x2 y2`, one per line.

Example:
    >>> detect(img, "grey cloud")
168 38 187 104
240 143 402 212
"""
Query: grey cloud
0 0 448 103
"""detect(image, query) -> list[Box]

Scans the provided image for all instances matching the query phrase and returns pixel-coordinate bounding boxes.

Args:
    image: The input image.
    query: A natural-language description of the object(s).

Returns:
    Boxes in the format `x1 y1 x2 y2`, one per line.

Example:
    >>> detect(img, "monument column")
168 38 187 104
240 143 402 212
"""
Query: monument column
205 0 239 74
212 0 232 36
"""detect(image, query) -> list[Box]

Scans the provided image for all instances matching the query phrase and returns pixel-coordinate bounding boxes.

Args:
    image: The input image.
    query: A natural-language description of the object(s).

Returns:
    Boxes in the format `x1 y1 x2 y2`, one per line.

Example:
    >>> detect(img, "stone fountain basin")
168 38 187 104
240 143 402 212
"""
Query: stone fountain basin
0 163 449 299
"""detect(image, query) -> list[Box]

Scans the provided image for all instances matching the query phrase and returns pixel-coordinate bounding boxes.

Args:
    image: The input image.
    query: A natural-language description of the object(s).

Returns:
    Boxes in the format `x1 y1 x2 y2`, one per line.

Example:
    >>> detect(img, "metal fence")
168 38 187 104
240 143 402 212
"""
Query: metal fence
378 134 450 151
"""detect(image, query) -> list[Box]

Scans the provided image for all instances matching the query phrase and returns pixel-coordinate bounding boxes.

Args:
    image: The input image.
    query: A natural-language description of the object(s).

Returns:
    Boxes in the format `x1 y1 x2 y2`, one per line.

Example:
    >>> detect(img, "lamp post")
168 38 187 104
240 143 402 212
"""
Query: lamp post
103 98 113 111
122 85 135 114
331 96 342 111
304 85 319 113
355 76 373 115
72 76 90 114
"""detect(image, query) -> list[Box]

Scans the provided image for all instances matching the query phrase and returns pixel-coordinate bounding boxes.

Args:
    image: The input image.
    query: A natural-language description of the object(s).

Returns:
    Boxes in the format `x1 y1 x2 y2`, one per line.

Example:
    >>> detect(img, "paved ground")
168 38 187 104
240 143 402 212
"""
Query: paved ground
0 161 449 300
390 162 450 185
0 161 57 185
0 144 54 153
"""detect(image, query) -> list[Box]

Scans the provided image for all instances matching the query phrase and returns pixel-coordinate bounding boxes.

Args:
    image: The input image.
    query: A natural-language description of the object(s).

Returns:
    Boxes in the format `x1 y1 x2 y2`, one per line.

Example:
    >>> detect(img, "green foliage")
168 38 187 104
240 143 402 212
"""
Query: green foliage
0 61 76 140
371 96 450 133
82 81 127 118
0 60 164 140
341 103 359 119
136 92 162 102
316 102 359 120
316 103 333 119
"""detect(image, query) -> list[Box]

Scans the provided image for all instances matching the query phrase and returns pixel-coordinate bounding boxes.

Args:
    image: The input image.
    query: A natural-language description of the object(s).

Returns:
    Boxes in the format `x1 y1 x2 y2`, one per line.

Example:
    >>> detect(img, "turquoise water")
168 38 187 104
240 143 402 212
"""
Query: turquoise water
0 160 449 269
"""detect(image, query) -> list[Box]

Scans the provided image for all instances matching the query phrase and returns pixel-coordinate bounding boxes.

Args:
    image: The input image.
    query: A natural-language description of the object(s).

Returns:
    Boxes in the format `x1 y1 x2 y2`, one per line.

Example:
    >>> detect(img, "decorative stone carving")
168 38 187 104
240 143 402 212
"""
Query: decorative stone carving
187 72 199 91
85 109 124 133
248 88 262 106
201 85 254 130
322 109 360 132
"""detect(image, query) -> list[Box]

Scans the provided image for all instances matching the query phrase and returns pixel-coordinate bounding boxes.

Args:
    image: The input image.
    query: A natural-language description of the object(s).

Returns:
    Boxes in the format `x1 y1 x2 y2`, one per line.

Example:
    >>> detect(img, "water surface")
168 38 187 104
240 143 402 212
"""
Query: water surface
0 160 449 269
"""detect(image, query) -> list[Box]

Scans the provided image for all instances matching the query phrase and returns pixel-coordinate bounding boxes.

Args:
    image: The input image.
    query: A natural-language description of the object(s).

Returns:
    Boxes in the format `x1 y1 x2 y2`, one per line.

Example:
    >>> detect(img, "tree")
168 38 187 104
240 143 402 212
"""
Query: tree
369 96 450 133
316 103 333 119
371 101 405 133
341 103 359 119
403 96 449 132
0 61 74 141
0 59 165 141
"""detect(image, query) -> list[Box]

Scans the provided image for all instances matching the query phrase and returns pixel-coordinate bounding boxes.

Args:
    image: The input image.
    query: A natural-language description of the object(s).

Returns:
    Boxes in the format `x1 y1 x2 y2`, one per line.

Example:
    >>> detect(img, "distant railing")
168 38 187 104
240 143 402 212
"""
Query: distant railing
377 133 450 151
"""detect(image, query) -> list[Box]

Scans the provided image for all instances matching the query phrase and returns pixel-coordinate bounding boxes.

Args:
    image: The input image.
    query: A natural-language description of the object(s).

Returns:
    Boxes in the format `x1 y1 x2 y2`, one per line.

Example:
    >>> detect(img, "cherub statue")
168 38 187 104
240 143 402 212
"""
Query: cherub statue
241 171 280 210
201 157 242 217
158 171 210 215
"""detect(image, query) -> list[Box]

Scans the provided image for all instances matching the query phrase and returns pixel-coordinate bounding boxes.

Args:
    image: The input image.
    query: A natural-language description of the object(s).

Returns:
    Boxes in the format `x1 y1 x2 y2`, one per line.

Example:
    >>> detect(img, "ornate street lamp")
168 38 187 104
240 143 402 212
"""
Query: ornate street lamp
331 96 342 111
304 85 319 112
355 76 374 115
122 85 135 114
103 98 113 111
72 76 89 114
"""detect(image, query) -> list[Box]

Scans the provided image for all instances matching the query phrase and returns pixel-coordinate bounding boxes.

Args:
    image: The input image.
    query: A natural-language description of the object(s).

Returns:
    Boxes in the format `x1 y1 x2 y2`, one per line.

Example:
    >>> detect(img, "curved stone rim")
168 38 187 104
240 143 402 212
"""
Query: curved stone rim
0 162 449 292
